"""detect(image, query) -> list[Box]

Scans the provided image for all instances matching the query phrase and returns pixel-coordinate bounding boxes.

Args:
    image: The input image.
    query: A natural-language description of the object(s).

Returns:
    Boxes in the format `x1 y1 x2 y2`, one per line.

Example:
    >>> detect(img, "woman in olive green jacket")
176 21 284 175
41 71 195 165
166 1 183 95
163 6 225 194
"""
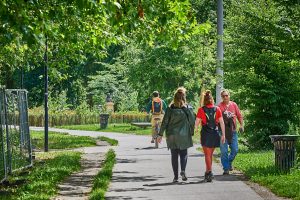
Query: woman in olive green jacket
158 87 195 183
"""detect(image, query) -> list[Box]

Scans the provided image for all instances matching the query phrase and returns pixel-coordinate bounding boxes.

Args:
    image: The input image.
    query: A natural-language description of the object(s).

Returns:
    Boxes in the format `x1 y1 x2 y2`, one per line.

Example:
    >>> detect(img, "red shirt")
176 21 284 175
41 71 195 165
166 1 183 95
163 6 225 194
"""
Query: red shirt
196 104 222 126
218 101 243 130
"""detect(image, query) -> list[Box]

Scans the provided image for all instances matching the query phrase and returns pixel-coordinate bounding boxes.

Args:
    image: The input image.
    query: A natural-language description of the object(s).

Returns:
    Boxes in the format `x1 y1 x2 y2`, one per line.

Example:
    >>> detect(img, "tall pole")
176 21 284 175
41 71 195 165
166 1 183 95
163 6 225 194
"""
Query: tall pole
44 35 49 152
216 0 224 105
20 65 24 89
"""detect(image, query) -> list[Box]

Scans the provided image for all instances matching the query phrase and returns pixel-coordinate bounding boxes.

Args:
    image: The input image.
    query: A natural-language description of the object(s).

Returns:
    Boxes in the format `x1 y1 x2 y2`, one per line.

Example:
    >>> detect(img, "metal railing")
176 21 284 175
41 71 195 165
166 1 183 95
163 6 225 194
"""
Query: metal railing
0 88 32 182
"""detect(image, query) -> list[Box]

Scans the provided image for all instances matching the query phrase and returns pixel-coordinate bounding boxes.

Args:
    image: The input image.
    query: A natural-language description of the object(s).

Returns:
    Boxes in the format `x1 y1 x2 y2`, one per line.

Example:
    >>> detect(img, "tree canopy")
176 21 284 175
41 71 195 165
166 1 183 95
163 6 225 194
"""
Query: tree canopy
1 0 300 149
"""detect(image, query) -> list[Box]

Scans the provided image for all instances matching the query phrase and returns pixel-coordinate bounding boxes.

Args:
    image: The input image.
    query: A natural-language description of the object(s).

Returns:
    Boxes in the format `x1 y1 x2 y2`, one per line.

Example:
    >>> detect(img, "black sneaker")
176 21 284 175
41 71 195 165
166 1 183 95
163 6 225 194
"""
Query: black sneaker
173 177 178 183
223 170 229 175
151 139 154 143
229 166 233 171
180 171 188 181
210 172 215 179
204 171 213 182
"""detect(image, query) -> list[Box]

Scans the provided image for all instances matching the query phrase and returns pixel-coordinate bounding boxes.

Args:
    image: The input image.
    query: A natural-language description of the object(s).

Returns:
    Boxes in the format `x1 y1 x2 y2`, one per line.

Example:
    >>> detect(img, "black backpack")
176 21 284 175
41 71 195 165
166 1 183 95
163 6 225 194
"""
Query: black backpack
222 110 235 143
203 106 217 129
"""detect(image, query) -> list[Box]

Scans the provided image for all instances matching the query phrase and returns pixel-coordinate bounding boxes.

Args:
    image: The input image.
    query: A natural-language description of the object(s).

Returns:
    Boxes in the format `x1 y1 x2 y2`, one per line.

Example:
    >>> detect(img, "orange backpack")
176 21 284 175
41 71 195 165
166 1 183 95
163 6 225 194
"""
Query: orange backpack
152 97 163 114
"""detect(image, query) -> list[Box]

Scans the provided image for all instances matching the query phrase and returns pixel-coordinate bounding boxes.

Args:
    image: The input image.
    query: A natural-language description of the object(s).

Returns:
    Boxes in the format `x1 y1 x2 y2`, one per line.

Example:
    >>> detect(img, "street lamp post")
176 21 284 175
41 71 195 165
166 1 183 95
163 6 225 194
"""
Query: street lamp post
216 0 224 105
44 35 49 152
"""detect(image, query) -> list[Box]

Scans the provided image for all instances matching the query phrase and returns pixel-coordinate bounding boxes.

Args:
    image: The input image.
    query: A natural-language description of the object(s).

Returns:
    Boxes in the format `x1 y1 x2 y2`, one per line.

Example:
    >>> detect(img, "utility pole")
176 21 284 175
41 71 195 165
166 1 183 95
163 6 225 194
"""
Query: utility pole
216 0 224 105
44 35 49 152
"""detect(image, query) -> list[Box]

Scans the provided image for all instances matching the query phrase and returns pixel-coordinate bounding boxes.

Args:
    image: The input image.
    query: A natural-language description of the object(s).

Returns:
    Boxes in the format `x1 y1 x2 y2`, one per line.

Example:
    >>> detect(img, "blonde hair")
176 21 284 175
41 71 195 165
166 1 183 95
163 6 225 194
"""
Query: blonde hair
203 90 214 105
173 87 187 108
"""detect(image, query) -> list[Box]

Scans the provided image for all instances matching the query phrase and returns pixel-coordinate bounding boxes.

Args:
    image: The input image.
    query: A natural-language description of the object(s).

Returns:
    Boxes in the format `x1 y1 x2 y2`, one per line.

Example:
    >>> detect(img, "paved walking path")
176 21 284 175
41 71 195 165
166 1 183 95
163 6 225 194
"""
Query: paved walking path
31 127 271 200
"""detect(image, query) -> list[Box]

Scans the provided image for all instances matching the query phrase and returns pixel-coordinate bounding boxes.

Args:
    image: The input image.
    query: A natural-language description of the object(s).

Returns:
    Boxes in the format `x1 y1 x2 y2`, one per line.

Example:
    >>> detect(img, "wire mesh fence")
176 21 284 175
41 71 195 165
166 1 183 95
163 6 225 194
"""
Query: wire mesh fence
0 88 32 183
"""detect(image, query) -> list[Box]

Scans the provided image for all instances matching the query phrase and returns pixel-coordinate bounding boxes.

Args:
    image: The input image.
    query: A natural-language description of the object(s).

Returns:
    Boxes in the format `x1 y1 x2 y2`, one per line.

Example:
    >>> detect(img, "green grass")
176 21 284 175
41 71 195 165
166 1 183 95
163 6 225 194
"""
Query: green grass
57 123 151 135
0 151 81 200
89 149 116 200
234 150 300 200
98 136 118 146
31 130 97 149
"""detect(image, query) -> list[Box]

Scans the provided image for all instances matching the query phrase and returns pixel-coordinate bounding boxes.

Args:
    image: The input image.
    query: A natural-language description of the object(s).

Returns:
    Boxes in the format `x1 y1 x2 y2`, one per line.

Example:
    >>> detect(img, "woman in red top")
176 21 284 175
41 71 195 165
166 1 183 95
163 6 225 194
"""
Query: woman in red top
195 90 225 182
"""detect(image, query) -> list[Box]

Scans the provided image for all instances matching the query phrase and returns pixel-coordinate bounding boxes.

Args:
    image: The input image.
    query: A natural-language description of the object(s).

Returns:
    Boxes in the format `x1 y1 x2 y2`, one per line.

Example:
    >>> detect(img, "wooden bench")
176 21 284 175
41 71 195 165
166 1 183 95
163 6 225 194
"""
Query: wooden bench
130 122 152 129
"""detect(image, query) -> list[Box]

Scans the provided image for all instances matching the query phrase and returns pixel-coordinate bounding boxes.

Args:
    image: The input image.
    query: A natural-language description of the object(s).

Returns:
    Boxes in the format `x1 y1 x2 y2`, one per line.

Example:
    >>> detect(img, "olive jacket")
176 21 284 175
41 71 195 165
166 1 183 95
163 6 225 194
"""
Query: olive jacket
158 104 195 150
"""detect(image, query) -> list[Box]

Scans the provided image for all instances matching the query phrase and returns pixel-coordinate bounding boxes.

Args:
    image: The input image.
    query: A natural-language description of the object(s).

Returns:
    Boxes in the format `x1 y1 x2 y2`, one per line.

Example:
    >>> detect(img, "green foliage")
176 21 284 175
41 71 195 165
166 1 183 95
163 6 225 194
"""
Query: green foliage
89 149 116 200
108 34 216 109
225 0 300 149
0 151 81 200
87 60 139 112
48 91 71 114
0 0 206 98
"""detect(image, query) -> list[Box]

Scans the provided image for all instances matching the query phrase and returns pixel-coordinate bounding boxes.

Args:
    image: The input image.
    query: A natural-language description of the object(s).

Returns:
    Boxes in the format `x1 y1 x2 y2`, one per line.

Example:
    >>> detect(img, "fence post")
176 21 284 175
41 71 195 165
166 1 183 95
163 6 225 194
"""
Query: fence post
3 90 12 174
0 88 7 181
24 91 32 166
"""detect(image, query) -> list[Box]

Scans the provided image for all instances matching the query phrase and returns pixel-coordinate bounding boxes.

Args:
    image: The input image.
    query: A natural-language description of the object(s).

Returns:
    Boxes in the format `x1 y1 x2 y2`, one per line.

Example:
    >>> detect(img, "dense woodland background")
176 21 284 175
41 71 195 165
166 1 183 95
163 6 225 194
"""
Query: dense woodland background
0 0 299 149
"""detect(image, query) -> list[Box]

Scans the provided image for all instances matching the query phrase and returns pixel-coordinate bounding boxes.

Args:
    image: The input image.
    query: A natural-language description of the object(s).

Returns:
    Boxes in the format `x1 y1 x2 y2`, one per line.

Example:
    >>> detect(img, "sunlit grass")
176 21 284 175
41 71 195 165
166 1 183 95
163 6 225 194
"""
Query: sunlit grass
89 149 116 200
31 130 97 149
57 123 151 135
234 150 300 199
0 151 81 200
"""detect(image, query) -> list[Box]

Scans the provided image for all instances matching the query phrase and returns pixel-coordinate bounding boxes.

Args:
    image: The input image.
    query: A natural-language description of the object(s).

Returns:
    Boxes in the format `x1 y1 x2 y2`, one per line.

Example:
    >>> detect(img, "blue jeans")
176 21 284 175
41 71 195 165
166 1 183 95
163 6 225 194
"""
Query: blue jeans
220 131 238 171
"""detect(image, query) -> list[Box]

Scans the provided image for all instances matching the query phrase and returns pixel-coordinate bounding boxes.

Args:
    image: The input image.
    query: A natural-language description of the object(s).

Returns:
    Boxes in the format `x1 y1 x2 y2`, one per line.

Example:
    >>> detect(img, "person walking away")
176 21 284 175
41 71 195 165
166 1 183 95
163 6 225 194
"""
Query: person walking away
146 91 168 143
218 89 244 175
157 87 195 183
195 90 225 182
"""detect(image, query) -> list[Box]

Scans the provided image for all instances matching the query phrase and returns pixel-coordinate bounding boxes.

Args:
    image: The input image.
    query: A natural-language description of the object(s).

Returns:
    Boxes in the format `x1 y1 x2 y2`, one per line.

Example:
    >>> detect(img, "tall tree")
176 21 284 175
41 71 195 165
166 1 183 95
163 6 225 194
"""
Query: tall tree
225 0 300 149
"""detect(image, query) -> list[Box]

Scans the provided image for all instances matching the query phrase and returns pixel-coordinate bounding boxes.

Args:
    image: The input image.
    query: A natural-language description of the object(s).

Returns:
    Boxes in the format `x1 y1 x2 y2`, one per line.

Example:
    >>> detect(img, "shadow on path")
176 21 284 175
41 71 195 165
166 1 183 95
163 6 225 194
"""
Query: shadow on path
112 175 163 183
135 147 168 150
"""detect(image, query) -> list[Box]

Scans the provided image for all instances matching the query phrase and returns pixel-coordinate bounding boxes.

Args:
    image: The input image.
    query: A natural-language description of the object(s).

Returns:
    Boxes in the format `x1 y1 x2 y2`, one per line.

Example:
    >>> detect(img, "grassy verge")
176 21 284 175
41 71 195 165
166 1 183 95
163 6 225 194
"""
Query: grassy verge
0 151 81 200
31 130 97 149
89 149 116 200
57 123 151 135
234 150 300 200
98 136 118 146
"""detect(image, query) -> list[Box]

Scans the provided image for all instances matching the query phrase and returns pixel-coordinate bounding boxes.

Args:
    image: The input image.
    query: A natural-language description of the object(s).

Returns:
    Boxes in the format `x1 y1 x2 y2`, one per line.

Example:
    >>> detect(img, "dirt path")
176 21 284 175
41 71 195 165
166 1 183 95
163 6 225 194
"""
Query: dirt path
52 141 110 200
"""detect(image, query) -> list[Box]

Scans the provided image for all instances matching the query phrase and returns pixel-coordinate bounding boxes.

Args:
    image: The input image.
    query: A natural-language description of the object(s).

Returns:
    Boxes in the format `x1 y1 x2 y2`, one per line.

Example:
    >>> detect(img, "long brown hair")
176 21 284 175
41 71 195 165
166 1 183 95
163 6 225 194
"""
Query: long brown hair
173 87 186 108
203 90 214 106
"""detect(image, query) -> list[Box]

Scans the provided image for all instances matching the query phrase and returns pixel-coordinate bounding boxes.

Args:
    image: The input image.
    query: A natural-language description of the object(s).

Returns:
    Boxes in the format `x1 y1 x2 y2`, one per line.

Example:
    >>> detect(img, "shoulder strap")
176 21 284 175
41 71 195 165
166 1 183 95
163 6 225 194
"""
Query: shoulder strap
203 106 216 119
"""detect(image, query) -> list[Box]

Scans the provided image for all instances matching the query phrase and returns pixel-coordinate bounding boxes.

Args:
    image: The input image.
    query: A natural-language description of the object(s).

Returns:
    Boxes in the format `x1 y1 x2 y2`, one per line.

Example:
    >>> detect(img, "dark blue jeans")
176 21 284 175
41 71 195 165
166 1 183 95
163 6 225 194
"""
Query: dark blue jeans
171 149 188 178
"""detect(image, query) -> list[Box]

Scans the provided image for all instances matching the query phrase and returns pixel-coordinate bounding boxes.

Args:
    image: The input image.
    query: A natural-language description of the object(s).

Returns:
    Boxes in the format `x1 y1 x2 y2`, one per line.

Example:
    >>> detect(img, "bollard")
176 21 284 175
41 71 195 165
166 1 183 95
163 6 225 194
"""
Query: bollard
269 135 300 171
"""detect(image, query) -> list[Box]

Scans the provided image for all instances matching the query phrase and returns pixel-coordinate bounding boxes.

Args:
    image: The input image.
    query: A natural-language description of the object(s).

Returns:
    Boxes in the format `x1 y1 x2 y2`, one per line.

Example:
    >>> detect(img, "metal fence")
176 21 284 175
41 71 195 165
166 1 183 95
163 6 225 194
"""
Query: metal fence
0 89 32 183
